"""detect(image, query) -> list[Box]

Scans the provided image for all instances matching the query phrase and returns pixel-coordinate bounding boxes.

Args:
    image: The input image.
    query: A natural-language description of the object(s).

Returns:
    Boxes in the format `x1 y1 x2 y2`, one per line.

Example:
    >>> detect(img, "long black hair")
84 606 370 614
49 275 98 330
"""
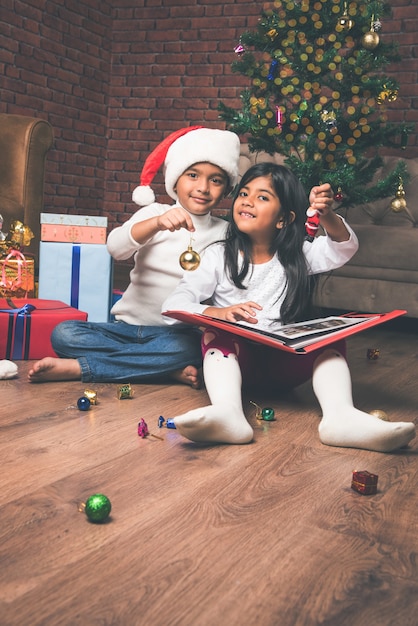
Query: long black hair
224 162 317 324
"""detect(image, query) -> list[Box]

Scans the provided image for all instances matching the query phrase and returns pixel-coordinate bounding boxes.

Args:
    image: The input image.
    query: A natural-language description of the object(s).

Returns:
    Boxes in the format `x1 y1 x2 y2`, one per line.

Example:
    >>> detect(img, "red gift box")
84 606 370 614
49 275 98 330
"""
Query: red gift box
0 298 88 360
351 470 378 495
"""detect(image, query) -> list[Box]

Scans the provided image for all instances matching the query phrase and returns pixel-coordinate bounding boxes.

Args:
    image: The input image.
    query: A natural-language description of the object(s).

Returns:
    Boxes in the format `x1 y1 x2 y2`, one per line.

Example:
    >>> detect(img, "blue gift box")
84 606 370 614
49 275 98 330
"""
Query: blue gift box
38 242 113 322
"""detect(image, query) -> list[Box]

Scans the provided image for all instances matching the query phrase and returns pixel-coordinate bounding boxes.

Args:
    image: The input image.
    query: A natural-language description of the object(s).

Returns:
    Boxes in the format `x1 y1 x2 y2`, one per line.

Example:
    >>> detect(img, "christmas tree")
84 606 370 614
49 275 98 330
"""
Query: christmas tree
219 0 412 207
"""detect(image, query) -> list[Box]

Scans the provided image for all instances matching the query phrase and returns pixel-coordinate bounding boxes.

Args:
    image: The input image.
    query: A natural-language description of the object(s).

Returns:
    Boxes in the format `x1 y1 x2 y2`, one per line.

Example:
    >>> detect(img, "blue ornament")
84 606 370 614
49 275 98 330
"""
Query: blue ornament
77 396 91 411
268 59 278 80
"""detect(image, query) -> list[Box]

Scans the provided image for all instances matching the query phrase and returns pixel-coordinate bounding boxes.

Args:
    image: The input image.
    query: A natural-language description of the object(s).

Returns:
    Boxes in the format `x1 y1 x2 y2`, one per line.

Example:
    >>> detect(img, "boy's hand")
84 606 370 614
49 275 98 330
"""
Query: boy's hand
157 207 195 233
204 302 262 324
308 183 334 216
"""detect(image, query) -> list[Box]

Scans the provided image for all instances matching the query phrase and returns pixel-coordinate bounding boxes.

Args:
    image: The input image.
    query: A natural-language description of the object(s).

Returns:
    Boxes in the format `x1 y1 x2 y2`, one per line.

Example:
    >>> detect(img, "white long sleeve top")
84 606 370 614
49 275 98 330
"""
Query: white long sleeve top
162 218 359 333
107 202 228 325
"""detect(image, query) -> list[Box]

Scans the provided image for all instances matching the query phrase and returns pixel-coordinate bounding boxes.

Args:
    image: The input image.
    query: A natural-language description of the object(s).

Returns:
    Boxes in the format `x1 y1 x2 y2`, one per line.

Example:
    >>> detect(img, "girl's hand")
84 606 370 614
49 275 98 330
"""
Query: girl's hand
308 183 334 216
204 302 262 324
157 207 195 232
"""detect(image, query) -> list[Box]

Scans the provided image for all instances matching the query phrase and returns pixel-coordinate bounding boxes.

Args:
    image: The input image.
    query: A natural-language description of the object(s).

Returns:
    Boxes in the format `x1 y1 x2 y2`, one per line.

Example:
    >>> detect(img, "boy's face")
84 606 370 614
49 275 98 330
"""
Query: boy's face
174 163 230 216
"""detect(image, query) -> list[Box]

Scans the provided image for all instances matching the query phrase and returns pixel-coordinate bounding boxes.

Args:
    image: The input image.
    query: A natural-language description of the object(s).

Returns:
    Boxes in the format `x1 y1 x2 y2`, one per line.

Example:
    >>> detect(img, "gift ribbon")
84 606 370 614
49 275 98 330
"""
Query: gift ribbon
0 250 28 295
1 302 36 359
71 245 81 308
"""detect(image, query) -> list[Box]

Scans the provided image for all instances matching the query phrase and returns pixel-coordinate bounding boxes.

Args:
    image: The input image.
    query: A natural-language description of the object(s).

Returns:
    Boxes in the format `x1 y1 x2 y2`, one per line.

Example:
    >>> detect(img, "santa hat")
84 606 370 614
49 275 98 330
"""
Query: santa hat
132 126 241 206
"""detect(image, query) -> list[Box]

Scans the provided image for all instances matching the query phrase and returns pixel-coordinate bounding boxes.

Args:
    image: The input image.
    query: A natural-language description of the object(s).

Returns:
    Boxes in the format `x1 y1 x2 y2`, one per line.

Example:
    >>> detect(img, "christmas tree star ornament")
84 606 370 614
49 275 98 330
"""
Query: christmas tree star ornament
179 235 201 271
80 493 112 523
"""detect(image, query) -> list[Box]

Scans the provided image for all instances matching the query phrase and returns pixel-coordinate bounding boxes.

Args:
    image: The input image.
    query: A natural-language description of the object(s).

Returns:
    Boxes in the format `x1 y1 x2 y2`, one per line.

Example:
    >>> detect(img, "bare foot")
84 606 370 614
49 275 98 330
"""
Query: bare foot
170 365 202 389
28 357 82 383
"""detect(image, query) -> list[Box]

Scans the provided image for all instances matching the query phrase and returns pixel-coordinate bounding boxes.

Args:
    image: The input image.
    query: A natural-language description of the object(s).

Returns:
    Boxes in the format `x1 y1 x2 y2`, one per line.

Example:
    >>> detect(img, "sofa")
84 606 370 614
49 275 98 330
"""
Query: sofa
238 146 418 319
0 114 54 266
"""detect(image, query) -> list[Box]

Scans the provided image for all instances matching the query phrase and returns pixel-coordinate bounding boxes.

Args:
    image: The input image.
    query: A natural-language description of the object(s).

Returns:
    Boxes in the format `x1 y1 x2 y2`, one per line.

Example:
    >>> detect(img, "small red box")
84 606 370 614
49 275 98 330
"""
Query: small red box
0 298 87 360
351 470 378 495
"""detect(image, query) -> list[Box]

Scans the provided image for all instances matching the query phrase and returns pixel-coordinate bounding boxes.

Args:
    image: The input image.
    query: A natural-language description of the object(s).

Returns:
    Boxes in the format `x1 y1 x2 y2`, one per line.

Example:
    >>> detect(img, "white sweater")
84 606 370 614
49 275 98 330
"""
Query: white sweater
162 219 359 333
107 202 228 325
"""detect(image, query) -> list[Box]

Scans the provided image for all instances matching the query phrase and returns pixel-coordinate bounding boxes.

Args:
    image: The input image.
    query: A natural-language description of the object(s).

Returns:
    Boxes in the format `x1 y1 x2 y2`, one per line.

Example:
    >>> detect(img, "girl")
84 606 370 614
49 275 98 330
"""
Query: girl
162 162 415 452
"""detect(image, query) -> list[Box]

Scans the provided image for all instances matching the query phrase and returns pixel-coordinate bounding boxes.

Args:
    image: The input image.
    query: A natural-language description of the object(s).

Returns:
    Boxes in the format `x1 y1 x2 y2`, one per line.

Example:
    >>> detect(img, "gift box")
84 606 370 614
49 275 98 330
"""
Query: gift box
38 242 113 322
40 213 107 244
0 251 35 298
0 298 88 360
351 470 378 495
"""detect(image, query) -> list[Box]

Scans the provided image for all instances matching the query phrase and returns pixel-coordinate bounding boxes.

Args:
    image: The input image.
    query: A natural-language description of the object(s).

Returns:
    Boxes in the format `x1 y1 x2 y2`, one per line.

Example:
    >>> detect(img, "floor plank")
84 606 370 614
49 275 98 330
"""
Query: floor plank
1 318 418 625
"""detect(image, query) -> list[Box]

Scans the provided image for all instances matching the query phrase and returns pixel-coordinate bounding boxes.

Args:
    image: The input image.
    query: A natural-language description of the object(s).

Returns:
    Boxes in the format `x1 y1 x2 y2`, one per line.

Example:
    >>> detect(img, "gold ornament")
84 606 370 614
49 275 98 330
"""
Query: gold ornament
179 236 200 271
337 2 353 30
377 86 398 105
361 30 380 50
370 409 390 422
390 178 407 213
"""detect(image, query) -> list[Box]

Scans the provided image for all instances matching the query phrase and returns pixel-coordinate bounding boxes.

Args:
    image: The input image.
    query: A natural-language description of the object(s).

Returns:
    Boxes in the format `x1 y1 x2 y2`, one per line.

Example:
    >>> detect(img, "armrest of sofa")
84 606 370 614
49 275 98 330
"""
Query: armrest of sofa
0 114 54 263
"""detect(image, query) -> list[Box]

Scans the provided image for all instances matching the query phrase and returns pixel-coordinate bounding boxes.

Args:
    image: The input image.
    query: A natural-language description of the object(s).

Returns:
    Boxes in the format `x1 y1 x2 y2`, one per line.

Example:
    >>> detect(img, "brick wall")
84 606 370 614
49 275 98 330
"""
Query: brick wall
0 0 416 232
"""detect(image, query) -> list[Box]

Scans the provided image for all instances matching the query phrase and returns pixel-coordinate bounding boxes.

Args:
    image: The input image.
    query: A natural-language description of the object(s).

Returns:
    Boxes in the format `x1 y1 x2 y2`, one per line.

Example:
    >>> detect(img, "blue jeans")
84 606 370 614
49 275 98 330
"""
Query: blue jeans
51 320 203 383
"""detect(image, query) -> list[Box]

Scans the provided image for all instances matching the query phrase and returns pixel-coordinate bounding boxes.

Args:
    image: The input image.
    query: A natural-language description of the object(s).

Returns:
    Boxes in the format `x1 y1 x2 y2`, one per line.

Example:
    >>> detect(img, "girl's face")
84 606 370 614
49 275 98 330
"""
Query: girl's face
174 163 229 216
233 175 288 241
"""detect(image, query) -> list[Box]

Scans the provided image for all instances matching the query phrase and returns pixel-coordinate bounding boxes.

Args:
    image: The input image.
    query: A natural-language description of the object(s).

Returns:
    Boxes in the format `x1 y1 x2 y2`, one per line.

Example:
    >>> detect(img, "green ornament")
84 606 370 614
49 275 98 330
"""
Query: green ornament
84 493 112 523
261 407 275 421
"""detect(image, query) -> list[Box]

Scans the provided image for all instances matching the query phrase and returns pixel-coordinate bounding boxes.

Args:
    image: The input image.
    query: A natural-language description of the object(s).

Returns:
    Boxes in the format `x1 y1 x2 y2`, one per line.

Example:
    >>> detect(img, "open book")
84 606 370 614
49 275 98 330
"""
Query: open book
163 309 406 354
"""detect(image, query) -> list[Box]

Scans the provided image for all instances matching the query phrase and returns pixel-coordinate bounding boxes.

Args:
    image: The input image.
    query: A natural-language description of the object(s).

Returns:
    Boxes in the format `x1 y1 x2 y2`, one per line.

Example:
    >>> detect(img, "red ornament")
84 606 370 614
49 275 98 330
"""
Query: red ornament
305 207 320 240
334 187 343 202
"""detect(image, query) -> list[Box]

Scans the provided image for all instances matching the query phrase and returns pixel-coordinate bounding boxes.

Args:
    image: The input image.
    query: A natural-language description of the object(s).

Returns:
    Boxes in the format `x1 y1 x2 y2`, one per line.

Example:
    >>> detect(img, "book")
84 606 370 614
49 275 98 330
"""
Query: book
162 309 406 354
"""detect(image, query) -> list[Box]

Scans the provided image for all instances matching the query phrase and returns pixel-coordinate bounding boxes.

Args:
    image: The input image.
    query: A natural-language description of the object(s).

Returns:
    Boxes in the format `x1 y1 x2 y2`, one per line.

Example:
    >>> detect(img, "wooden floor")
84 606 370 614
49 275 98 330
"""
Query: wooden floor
1 317 418 626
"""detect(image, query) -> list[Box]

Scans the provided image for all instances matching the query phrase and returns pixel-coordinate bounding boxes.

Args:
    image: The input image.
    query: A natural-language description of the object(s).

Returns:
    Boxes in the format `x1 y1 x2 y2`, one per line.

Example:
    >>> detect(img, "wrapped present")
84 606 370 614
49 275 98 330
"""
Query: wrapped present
40 214 107 244
351 470 378 495
38 242 113 322
0 250 35 298
0 298 88 360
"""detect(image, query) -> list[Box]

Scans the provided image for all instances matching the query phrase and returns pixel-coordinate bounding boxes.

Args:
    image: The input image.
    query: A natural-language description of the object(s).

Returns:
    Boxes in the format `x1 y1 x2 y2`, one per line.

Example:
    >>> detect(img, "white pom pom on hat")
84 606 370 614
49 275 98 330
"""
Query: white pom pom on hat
132 126 241 206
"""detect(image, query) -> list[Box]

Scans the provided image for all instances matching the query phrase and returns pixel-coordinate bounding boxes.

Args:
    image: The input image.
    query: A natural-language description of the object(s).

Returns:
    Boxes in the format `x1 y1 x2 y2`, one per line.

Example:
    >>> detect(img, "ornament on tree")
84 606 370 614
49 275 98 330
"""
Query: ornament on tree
179 236 201 271
337 2 353 31
234 43 245 55
334 187 343 202
268 60 278 81
361 17 380 50
390 177 407 213
276 107 284 129
321 110 337 130
401 128 409 150
372 18 382 31
377 85 398 105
